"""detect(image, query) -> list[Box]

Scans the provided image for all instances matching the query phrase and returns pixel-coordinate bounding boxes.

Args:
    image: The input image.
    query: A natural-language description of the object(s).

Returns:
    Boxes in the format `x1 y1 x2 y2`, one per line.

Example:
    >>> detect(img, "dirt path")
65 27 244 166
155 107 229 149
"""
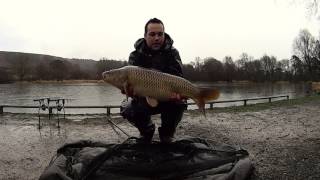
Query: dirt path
0 97 320 180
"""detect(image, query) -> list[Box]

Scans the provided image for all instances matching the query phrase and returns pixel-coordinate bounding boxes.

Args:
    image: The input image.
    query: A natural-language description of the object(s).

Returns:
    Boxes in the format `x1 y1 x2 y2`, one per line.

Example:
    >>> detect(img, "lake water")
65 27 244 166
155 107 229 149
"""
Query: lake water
0 82 310 114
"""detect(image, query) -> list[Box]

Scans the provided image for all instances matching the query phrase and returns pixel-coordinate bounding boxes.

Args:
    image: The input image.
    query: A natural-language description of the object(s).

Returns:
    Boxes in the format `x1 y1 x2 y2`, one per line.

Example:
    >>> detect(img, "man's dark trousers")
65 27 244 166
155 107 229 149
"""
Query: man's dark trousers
121 97 186 142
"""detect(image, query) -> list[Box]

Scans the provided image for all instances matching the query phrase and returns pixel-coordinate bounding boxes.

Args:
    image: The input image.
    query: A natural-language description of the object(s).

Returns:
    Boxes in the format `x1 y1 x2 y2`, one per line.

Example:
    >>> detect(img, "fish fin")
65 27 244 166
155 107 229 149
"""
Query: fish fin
123 81 134 99
123 82 129 100
150 68 161 72
194 88 219 115
146 97 158 107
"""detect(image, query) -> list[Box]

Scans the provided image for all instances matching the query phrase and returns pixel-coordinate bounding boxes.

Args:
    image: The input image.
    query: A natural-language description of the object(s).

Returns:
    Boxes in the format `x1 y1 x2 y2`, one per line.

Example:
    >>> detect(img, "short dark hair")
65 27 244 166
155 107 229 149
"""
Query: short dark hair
144 18 165 35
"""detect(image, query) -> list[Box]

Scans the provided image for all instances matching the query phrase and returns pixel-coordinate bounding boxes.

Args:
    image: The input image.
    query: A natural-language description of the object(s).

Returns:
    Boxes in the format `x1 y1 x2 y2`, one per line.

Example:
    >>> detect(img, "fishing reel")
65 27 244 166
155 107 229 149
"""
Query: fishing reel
41 104 47 111
34 97 68 129
55 99 65 112
34 98 48 111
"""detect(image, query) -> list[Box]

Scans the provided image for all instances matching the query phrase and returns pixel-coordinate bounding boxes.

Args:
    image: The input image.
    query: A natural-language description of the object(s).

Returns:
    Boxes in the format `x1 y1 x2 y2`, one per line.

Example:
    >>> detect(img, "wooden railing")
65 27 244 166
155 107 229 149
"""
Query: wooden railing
0 95 289 115
188 95 289 109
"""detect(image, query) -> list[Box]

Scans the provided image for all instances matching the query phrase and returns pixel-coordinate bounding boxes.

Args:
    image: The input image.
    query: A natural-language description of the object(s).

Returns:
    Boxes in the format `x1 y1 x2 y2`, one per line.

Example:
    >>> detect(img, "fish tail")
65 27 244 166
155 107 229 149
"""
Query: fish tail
194 88 219 115
199 88 220 101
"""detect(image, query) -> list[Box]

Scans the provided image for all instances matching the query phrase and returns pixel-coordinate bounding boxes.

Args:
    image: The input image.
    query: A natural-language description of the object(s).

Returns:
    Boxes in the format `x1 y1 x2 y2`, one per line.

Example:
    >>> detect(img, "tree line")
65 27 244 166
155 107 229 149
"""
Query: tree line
0 29 319 83
183 29 320 82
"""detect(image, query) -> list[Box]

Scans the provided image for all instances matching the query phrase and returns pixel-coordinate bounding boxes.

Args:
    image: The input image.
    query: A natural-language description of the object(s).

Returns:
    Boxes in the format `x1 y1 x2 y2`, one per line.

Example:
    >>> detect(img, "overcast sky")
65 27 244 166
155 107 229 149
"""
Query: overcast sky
0 0 319 63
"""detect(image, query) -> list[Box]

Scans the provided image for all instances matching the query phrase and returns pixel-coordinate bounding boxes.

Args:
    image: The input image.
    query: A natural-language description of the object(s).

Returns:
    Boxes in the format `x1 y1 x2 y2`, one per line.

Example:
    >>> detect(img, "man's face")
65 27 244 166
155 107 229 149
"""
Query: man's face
145 23 165 51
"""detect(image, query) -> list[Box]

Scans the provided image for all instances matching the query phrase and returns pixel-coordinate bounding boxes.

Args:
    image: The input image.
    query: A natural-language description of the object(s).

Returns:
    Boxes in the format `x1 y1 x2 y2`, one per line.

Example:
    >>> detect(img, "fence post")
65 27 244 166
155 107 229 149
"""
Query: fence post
107 107 111 116
269 97 272 103
210 103 213 109
244 100 247 106
0 106 3 114
286 95 289 100
48 107 53 120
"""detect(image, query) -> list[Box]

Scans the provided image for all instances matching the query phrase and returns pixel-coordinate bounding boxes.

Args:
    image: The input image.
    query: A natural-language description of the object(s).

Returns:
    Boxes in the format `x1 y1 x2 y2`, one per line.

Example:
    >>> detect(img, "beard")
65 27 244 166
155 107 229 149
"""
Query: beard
151 43 162 50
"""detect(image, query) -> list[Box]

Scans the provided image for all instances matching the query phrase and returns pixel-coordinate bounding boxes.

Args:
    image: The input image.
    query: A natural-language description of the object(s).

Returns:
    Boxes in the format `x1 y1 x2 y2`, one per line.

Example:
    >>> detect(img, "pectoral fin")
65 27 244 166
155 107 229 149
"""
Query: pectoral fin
123 81 134 100
146 97 158 107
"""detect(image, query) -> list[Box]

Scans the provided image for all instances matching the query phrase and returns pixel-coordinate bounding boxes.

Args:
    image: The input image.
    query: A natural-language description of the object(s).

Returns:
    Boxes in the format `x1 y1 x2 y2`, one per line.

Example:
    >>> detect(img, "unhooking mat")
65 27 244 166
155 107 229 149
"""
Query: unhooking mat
39 137 253 180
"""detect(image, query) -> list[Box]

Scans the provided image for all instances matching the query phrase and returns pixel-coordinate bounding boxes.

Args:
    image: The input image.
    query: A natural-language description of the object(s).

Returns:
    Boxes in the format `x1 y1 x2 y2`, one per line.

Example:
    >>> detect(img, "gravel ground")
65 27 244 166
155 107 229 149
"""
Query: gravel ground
0 97 320 180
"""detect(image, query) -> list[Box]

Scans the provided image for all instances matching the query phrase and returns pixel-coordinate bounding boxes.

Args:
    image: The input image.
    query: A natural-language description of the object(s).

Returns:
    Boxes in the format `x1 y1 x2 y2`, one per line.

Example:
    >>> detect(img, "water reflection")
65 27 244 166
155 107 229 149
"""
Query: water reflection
0 82 310 114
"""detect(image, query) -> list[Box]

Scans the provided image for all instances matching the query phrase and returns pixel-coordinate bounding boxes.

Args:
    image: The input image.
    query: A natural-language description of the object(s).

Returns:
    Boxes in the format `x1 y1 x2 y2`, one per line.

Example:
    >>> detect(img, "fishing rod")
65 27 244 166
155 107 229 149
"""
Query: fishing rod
34 97 74 128
106 116 130 137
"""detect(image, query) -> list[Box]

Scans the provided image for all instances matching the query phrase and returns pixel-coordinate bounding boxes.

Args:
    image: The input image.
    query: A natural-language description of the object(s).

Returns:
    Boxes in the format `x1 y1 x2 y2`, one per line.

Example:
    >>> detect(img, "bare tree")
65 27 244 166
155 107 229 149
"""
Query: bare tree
311 39 320 80
192 56 203 73
304 0 319 19
293 29 317 79
261 55 277 81
236 53 249 70
288 0 320 19
290 55 305 81
246 60 264 82
223 56 236 82
279 59 291 80
235 53 254 80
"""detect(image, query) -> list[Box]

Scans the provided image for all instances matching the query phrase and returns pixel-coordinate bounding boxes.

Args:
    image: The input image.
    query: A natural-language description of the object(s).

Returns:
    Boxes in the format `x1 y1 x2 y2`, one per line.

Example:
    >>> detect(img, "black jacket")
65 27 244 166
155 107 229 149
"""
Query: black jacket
128 33 183 77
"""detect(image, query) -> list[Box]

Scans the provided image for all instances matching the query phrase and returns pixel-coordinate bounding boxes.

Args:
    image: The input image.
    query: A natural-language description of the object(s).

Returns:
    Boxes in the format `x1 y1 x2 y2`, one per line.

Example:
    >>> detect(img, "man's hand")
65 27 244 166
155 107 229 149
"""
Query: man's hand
169 92 181 100
120 86 135 97
146 97 158 107
169 93 188 103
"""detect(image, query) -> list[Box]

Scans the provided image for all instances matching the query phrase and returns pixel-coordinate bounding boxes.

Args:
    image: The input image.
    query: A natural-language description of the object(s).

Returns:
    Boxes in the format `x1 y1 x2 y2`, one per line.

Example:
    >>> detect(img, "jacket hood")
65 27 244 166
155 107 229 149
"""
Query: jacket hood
134 33 174 53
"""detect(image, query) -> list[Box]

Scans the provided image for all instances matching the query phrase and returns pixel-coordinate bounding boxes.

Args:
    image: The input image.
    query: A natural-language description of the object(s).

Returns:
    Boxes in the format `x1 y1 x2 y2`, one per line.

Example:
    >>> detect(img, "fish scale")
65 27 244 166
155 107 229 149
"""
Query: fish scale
129 68 178 99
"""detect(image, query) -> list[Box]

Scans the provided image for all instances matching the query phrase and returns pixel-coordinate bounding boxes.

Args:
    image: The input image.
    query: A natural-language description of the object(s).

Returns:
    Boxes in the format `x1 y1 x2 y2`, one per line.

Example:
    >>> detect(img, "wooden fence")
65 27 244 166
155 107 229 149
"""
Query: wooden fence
0 95 289 115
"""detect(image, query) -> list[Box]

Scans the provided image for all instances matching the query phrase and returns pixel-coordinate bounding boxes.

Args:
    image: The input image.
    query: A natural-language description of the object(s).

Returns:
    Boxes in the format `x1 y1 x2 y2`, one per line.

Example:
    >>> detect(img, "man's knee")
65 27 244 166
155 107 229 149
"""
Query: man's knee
120 98 153 128
121 98 144 119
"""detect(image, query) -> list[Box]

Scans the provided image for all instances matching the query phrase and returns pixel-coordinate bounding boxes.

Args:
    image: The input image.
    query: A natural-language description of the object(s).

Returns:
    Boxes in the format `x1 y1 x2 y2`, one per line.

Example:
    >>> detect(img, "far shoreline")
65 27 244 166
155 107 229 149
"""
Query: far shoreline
15 79 105 84
4 79 312 85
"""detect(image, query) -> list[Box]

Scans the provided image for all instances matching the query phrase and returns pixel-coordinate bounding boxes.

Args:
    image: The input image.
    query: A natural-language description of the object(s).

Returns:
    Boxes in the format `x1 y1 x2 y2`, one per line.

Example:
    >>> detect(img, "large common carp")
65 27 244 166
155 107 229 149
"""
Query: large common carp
102 66 219 111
